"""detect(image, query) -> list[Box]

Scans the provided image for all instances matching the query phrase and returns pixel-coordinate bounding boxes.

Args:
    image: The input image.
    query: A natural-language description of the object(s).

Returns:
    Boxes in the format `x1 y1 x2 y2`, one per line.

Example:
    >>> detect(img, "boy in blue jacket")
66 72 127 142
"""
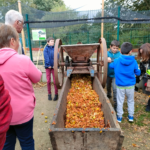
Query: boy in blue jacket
109 42 141 123
107 40 121 111
44 37 58 101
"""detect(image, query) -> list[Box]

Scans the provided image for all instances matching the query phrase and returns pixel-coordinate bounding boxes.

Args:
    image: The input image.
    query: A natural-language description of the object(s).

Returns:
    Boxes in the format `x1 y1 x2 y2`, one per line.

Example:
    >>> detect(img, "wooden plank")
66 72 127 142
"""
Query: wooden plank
93 76 120 128
51 130 121 150
50 77 70 129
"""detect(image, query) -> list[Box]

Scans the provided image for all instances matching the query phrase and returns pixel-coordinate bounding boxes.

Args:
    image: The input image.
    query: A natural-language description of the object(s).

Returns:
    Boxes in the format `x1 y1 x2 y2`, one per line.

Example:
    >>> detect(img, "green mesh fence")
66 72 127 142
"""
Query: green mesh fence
0 2 150 61
27 23 150 49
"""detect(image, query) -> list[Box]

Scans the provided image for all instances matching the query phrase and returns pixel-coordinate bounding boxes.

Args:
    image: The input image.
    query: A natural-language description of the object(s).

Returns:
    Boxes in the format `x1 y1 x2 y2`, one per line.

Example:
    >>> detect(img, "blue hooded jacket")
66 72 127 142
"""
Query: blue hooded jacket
43 45 54 68
109 55 141 87
107 50 121 77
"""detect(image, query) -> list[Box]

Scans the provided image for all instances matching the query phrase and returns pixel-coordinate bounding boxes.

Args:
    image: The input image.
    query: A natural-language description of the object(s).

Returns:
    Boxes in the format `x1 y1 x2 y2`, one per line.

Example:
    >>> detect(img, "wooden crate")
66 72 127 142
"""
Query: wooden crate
49 76 124 150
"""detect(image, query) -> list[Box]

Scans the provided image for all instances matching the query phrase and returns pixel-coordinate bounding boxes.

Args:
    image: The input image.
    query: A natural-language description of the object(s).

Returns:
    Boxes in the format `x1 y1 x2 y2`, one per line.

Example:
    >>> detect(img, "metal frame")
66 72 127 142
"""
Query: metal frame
54 38 108 89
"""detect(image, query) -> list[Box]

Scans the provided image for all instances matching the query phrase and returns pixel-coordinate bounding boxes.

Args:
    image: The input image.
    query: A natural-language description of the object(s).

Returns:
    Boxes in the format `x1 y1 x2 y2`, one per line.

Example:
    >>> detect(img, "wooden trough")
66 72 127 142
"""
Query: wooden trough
49 38 124 150
49 76 124 150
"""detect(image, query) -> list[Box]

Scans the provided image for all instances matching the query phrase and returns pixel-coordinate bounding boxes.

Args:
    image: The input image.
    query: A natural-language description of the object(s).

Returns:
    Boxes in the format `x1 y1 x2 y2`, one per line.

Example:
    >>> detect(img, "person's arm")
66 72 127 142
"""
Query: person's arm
0 75 12 149
27 59 42 83
109 62 115 69
134 61 141 76
107 57 112 63
43 48 50 68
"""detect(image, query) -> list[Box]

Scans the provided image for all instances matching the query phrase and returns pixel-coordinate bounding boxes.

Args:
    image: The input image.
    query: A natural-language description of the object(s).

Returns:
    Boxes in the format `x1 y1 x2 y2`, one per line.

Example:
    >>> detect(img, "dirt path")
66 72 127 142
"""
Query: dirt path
15 85 58 150
14 85 150 150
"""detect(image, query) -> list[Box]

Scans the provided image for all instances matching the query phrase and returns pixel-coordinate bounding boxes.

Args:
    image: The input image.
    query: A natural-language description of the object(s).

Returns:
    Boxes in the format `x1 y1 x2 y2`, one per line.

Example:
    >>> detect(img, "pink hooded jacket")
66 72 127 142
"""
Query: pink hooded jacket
0 48 42 125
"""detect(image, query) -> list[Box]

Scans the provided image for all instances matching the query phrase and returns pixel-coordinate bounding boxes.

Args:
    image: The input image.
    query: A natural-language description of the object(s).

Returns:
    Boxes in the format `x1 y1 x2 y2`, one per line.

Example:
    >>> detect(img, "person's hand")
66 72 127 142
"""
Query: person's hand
48 66 51 69
107 57 112 63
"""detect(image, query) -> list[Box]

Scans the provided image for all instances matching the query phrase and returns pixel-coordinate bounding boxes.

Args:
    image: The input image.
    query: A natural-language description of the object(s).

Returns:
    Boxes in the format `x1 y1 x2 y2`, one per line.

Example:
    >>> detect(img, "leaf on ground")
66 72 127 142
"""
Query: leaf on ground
132 143 137 147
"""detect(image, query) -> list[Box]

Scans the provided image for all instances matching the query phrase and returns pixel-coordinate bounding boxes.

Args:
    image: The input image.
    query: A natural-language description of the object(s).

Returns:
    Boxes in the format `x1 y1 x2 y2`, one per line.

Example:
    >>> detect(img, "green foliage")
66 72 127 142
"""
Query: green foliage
2 0 149 49
0 0 33 7
51 5 70 12
33 0 64 11
105 0 150 11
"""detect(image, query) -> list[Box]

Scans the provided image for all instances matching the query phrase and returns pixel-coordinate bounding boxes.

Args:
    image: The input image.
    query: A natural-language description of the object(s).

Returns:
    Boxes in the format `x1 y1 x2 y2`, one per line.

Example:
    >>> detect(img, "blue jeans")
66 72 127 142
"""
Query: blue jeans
3 118 34 150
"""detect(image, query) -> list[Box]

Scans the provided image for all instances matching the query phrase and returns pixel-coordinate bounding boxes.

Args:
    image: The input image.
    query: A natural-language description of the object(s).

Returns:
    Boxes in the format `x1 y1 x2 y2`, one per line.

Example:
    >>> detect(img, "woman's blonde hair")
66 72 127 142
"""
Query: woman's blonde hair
0 24 18 48
137 43 150 62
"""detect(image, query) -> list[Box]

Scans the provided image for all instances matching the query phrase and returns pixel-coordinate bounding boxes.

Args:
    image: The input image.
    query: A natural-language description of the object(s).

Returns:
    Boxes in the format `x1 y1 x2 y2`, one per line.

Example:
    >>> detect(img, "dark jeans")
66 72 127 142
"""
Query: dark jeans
3 118 34 150
107 77 117 110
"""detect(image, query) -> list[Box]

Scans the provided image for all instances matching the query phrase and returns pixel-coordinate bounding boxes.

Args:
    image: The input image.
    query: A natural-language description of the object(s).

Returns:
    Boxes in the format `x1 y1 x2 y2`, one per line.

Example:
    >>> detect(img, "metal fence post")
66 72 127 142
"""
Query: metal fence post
69 33 71 44
87 31 89 43
26 14 33 61
117 6 121 41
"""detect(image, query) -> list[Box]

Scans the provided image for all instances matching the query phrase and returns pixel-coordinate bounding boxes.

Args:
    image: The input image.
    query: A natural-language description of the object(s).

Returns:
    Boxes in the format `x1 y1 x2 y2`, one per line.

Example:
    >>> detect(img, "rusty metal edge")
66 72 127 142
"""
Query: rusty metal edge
49 128 121 132
61 43 100 47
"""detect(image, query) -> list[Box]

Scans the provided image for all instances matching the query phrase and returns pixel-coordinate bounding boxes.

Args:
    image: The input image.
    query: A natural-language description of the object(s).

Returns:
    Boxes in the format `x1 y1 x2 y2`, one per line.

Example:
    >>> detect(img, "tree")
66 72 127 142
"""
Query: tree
33 0 64 11
104 0 150 11
0 0 33 7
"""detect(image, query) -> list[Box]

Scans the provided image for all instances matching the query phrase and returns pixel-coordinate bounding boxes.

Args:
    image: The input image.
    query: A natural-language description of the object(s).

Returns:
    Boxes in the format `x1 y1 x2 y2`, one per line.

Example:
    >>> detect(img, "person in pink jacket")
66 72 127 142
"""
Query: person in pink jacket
0 24 42 150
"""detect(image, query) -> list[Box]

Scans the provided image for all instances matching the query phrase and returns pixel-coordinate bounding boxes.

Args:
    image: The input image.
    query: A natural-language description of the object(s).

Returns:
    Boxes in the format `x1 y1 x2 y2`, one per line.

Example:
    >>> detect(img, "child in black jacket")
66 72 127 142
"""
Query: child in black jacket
137 43 150 112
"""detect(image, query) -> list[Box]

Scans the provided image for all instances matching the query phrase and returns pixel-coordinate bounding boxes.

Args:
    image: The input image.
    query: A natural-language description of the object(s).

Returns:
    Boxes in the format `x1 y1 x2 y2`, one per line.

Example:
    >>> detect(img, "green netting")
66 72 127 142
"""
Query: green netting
27 23 150 49
0 2 150 61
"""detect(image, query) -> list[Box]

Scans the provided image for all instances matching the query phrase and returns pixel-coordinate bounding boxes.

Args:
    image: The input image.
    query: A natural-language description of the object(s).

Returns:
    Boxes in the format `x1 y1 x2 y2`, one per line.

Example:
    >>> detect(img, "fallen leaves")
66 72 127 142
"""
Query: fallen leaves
33 82 47 88
132 143 137 147
49 129 52 132
99 131 102 133
52 121 56 125
65 75 105 128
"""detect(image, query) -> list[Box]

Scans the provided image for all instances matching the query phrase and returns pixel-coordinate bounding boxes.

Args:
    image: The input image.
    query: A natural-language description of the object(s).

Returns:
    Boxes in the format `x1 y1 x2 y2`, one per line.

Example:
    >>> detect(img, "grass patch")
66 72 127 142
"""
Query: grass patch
122 102 150 127
135 114 147 126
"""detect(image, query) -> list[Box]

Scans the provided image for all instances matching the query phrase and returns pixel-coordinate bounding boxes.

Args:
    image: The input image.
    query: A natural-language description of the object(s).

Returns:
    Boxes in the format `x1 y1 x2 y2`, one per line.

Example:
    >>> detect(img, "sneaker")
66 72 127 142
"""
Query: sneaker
117 116 122 123
128 116 134 122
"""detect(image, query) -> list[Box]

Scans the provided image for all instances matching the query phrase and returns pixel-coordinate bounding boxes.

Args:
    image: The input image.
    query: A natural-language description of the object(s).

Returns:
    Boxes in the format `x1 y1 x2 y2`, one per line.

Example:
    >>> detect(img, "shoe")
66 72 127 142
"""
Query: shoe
135 86 138 92
128 116 134 122
107 95 112 99
48 94 52 100
146 99 150 112
53 95 58 101
146 105 150 112
117 116 122 123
